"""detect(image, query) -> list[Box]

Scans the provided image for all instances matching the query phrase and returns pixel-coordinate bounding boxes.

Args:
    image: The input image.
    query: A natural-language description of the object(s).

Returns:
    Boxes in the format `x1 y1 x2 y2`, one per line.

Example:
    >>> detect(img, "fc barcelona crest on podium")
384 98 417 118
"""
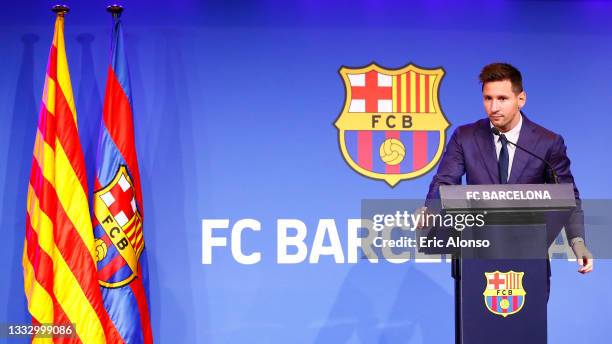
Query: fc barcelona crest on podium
484 271 526 317
334 63 451 186
93 165 145 288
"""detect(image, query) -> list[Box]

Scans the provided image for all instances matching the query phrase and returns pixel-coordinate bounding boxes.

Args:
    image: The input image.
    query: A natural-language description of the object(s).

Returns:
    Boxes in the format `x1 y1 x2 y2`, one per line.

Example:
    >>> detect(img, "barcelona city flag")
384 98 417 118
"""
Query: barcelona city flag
92 8 153 344
22 9 122 343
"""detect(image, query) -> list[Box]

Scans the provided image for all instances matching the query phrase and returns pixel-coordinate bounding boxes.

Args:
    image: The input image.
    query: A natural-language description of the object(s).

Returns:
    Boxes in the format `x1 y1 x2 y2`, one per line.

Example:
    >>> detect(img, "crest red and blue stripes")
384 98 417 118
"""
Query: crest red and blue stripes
345 130 440 174
486 295 524 314
93 13 153 344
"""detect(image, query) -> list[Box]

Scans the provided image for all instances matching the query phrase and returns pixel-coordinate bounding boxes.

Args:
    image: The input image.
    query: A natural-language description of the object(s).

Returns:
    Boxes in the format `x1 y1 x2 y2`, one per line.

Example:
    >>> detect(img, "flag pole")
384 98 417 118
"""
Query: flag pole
107 4 124 17
51 4 70 16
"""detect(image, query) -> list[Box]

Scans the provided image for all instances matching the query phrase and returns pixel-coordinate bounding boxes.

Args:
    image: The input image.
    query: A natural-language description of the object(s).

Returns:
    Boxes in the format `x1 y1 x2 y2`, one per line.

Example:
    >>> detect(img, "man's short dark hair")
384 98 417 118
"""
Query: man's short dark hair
479 63 523 94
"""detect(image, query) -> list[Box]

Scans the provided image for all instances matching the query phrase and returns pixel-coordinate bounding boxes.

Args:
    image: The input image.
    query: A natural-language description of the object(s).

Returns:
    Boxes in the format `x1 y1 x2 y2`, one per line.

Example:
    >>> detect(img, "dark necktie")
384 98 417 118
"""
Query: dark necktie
498 134 509 184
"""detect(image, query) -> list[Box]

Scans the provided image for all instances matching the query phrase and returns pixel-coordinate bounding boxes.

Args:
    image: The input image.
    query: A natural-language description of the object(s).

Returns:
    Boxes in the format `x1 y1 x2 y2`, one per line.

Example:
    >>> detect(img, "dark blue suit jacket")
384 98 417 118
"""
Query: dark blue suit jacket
426 114 585 242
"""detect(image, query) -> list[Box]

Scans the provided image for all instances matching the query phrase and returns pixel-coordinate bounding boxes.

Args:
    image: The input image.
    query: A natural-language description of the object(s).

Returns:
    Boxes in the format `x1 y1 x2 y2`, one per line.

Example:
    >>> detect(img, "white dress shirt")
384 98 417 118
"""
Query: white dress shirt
491 114 522 181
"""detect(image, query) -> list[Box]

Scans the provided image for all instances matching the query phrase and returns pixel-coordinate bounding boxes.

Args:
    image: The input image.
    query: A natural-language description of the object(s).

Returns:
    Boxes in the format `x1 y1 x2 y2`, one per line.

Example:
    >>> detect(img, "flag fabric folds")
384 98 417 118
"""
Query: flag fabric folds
92 12 153 344
22 13 122 343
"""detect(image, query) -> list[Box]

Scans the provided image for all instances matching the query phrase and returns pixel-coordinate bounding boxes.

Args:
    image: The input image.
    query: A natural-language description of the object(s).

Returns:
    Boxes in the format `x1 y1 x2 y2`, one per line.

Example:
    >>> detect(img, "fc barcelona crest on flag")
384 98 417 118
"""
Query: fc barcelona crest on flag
483 271 526 317
93 165 145 288
334 63 451 186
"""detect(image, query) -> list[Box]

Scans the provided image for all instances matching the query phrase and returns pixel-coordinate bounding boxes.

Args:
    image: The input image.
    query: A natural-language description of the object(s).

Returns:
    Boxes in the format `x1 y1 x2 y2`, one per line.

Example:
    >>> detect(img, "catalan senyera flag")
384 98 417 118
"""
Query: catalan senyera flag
23 13 123 344
91 11 153 344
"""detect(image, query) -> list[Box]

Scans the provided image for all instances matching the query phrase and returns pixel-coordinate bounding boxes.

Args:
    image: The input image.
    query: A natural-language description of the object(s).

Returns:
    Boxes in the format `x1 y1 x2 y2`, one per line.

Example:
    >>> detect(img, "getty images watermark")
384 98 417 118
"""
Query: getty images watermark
361 199 611 261
371 210 489 250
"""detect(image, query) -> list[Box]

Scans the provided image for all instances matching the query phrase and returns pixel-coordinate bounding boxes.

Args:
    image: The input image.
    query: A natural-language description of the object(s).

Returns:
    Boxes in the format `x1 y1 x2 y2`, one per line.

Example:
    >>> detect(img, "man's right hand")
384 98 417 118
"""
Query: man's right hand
571 241 594 274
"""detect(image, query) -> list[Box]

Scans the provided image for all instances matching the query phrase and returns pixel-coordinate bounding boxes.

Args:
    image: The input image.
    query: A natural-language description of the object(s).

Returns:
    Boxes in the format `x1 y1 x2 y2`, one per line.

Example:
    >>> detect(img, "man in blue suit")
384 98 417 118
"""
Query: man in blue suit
424 62 593 274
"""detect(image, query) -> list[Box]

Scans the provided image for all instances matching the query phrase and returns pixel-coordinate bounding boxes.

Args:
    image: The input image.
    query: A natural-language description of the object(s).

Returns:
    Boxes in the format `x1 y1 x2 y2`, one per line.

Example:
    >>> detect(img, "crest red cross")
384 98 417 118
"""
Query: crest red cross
351 70 392 112
488 273 505 289
107 176 136 223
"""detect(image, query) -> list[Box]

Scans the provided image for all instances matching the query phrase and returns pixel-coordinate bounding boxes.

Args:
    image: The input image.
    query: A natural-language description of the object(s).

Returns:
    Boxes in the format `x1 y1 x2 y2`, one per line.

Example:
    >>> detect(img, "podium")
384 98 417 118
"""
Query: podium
433 184 577 344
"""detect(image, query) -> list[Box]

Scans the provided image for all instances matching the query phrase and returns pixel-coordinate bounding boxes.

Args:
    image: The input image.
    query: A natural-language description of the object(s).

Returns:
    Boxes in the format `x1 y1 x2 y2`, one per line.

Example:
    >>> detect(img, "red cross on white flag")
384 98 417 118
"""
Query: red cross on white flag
99 174 137 227
487 272 507 290
348 70 392 112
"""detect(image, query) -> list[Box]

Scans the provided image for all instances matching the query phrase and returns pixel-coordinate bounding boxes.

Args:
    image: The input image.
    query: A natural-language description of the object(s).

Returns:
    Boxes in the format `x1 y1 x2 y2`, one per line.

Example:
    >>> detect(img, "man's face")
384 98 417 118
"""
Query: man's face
482 80 525 132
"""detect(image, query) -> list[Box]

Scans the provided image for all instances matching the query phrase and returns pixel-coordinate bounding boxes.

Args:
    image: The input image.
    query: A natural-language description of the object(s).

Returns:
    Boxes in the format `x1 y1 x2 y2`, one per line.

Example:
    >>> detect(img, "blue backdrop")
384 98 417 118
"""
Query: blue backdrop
1 1 611 343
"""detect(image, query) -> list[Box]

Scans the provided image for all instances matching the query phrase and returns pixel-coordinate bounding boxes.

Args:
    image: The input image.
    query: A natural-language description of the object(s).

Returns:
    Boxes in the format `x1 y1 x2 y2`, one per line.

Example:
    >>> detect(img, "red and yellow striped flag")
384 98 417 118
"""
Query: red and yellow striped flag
22 11 122 344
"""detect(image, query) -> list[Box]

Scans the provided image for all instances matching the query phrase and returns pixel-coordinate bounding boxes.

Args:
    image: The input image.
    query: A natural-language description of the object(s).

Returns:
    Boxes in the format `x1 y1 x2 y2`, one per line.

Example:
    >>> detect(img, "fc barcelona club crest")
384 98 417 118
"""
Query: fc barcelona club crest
334 63 450 186
484 271 526 317
93 165 144 288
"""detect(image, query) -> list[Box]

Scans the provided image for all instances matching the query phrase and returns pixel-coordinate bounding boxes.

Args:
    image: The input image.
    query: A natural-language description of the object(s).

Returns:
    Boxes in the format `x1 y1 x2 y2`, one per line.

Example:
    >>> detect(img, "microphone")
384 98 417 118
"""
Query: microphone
490 127 559 184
